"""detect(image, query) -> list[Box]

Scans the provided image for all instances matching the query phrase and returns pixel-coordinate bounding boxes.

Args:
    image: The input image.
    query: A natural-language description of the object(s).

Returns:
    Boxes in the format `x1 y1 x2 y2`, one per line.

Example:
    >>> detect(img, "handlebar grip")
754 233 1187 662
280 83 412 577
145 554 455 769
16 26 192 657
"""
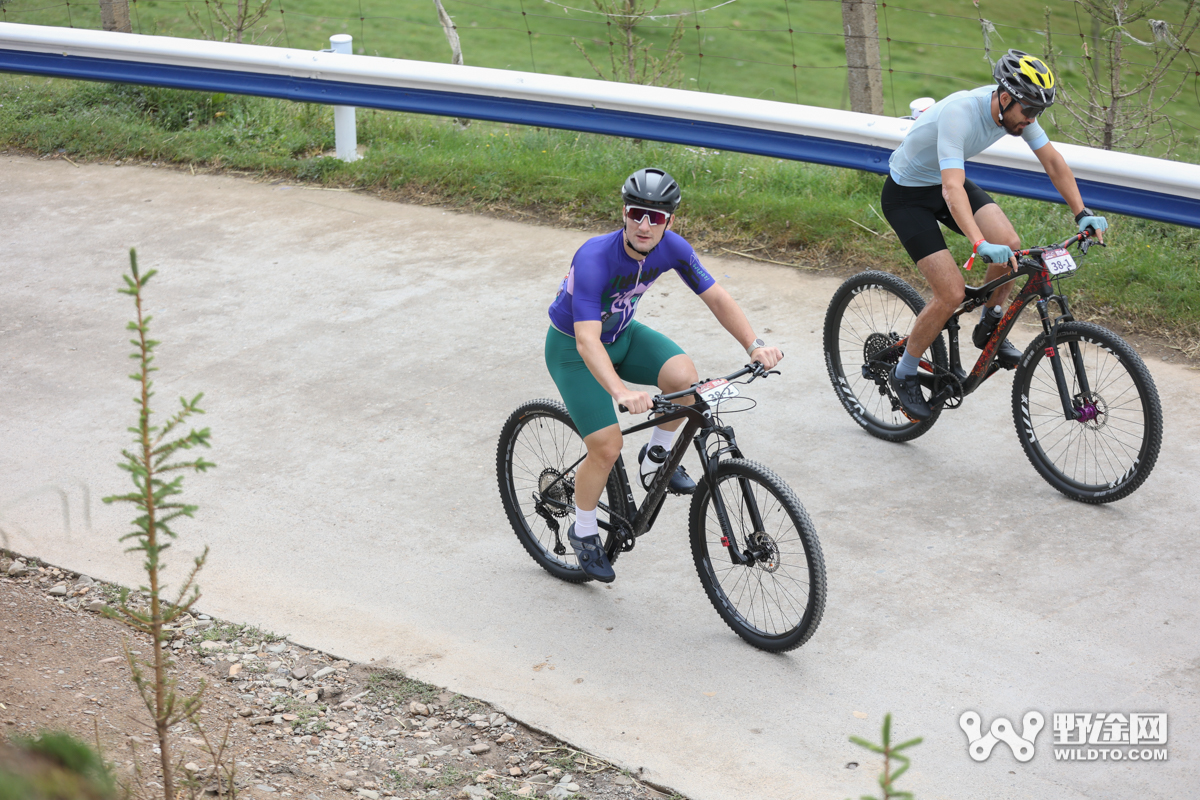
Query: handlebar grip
618 404 628 413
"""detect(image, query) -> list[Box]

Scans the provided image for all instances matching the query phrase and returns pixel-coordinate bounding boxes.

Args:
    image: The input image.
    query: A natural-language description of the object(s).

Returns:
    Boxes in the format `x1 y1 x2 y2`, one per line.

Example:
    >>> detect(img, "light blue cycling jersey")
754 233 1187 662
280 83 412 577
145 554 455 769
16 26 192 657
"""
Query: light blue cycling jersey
889 85 1050 187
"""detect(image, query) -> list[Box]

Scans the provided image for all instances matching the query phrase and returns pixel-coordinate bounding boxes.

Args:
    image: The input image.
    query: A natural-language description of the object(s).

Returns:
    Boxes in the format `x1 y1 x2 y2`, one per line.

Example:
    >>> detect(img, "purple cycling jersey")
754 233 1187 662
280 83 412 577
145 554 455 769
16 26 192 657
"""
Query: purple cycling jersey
547 229 716 344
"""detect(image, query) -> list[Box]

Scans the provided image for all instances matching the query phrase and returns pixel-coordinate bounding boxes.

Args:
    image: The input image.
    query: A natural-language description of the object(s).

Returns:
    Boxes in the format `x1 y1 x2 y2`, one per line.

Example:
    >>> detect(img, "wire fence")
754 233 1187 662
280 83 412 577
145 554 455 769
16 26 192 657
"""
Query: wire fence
3 0 1199 145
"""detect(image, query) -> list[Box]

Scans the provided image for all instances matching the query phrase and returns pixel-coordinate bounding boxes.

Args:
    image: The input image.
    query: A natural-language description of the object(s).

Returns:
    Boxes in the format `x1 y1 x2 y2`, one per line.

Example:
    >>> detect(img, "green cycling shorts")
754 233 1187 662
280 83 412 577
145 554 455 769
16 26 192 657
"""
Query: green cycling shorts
544 321 685 438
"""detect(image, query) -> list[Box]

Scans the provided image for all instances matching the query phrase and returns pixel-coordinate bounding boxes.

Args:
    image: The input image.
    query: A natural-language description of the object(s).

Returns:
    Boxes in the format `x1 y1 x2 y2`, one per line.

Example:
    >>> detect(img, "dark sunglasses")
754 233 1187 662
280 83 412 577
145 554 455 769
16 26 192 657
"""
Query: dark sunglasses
624 206 671 226
1017 101 1045 119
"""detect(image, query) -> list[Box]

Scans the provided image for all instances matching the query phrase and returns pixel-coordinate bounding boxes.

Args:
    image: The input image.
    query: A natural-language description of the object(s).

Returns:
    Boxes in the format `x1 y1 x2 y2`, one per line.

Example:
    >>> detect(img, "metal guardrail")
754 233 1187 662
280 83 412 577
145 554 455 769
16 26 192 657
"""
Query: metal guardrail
3 23 1200 227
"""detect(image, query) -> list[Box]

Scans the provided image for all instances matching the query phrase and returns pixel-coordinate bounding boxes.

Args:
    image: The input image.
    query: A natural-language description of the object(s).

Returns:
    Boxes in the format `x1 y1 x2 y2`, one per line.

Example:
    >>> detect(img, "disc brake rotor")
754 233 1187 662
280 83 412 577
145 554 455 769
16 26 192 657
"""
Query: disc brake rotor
747 531 780 573
1075 393 1108 430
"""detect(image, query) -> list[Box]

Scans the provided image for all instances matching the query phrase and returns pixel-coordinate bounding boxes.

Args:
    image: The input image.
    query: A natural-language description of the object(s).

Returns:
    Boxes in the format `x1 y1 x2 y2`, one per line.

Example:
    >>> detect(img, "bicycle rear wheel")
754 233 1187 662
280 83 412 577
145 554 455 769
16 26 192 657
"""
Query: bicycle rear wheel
496 399 625 582
823 271 948 442
689 459 826 652
1012 321 1163 503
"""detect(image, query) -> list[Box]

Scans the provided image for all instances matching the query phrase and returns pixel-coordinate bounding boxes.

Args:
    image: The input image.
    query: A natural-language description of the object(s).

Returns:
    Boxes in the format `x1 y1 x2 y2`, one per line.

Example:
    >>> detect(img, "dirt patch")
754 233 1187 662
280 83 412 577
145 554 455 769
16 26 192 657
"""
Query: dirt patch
0 552 681 800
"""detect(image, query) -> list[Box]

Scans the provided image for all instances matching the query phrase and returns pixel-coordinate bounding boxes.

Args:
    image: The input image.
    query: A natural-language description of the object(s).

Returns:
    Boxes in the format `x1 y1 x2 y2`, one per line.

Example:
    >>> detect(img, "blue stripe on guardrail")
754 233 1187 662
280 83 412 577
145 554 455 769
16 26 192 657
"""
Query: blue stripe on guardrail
3 47 1198 227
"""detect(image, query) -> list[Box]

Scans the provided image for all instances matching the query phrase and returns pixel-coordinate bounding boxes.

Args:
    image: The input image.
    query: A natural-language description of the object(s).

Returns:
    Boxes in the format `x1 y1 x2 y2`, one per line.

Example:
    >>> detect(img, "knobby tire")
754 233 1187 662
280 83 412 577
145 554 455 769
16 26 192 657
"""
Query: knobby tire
689 459 826 652
497 399 625 582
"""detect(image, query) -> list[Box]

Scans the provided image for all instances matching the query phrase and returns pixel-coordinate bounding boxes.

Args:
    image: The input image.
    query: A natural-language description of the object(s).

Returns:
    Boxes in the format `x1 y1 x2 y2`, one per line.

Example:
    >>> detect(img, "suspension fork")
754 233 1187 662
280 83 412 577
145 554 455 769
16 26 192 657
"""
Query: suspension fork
693 426 752 566
1035 299 1081 420
1055 294 1093 399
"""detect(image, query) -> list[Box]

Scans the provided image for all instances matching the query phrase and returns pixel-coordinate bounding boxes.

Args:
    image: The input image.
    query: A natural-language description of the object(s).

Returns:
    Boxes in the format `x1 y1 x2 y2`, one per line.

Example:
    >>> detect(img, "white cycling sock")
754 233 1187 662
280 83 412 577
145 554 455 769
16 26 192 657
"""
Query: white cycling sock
648 426 674 454
641 427 675 482
574 506 598 540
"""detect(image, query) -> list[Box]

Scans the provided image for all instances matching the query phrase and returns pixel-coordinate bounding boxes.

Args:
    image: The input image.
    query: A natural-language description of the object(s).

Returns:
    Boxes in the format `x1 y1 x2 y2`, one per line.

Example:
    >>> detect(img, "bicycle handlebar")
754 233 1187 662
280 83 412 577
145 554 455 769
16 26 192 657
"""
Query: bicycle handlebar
1017 229 1106 260
618 362 774 413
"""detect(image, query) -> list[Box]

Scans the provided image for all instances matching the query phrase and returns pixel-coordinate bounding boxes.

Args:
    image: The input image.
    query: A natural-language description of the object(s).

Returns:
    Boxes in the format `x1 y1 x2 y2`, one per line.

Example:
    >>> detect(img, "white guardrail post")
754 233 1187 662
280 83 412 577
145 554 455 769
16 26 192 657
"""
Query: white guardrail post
328 34 358 163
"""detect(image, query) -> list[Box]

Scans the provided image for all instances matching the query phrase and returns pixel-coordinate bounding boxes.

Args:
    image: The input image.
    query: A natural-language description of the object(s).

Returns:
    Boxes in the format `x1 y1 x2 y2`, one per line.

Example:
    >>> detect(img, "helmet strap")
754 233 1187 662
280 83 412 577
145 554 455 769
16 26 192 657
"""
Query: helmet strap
625 236 656 258
996 90 1017 124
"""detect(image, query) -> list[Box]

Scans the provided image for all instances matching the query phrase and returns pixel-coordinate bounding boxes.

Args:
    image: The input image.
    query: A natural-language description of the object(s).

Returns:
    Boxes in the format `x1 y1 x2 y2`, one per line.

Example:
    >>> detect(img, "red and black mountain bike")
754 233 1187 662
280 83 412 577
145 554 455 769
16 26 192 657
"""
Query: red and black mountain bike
823 231 1163 504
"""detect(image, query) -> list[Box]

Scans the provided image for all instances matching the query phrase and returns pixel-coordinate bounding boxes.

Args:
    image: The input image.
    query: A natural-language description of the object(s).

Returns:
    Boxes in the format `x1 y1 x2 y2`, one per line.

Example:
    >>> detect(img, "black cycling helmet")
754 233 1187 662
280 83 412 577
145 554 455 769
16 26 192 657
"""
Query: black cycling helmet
621 168 681 214
993 49 1056 110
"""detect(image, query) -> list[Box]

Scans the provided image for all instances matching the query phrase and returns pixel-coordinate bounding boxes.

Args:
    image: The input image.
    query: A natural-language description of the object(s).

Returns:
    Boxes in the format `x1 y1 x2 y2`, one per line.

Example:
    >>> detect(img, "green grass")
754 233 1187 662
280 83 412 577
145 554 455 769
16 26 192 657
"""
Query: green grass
365 668 444 705
3 73 1199 348
3 0 1198 148
195 619 284 644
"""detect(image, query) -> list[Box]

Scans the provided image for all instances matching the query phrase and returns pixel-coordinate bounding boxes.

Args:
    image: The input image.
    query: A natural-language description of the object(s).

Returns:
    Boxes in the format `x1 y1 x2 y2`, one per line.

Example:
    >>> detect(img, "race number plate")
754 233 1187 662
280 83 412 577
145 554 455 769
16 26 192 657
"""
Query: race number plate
1042 247 1078 276
698 378 740 403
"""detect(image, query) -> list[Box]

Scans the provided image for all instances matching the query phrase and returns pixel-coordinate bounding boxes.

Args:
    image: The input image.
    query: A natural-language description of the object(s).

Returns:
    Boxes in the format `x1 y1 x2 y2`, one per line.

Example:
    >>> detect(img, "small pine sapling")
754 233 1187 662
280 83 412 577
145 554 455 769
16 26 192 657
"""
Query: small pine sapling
848 713 923 800
102 248 216 800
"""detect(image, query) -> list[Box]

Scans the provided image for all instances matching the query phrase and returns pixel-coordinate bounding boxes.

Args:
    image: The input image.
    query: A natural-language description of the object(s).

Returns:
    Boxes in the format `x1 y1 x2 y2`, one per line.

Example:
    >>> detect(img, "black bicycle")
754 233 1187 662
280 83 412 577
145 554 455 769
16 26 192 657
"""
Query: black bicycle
823 231 1163 504
496 364 826 652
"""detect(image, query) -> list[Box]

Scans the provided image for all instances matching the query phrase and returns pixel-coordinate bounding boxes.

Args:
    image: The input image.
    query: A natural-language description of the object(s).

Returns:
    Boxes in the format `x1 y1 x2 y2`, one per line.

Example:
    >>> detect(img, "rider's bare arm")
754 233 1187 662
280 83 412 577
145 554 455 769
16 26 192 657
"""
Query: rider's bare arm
698 284 784 369
941 168 1017 271
939 168 986 247
574 320 653 414
1033 143 1103 243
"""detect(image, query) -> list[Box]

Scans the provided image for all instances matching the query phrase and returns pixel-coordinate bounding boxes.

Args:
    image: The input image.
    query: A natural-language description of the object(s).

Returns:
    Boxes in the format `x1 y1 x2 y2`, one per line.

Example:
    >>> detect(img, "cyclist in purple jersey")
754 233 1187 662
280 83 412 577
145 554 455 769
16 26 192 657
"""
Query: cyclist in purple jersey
548 229 715 342
544 168 783 582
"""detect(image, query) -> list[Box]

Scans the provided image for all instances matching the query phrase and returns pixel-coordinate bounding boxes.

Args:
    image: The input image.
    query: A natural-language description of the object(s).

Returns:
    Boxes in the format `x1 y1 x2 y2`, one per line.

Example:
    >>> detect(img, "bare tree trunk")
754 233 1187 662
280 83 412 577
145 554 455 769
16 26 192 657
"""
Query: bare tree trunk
1105 17 1124 149
433 0 463 65
98 0 132 32
841 0 884 114
433 0 469 127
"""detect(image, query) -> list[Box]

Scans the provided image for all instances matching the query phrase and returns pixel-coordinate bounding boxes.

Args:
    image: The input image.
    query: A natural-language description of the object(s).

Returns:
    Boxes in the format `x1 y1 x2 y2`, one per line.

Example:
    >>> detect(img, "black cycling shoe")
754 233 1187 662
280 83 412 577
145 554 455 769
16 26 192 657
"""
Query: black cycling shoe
638 444 696 495
567 523 615 583
973 310 1022 368
888 365 932 422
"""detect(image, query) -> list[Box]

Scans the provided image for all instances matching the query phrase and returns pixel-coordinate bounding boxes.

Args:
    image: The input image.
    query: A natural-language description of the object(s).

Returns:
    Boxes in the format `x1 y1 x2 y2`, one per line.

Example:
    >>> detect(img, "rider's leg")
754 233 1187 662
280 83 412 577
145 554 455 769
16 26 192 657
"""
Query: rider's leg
973 203 1021 308
614 324 696 492
575 424 622 514
653 353 699 435
903 248 964 368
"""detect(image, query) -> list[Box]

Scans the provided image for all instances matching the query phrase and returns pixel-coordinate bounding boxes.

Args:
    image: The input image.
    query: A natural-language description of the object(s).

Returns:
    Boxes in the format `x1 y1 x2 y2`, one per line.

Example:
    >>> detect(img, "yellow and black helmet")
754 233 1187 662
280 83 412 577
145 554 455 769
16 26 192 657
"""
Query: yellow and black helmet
993 49 1056 108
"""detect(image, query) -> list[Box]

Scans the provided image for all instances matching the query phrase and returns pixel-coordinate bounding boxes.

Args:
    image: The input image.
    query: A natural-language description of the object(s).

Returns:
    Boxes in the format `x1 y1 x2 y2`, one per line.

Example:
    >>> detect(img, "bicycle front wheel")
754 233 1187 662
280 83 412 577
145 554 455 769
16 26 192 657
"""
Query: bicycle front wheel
823 271 948 442
1012 321 1163 503
689 459 826 652
496 399 624 582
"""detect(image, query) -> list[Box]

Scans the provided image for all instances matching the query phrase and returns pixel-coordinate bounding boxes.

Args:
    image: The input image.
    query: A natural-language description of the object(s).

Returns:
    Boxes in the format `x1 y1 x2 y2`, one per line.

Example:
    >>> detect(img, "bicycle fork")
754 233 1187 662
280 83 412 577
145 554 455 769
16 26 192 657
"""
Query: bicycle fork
694 427 756 567
1034 298 1091 421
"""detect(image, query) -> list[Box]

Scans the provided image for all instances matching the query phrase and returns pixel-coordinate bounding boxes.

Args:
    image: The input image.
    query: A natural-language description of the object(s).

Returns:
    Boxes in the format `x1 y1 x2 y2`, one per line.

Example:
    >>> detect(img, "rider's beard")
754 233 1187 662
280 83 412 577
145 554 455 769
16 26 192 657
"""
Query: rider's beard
1001 116 1027 137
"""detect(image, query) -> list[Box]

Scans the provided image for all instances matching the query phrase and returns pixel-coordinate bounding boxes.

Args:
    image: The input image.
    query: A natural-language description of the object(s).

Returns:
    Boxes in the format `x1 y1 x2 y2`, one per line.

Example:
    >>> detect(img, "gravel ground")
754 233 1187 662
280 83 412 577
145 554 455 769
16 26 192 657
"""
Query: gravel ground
0 550 684 800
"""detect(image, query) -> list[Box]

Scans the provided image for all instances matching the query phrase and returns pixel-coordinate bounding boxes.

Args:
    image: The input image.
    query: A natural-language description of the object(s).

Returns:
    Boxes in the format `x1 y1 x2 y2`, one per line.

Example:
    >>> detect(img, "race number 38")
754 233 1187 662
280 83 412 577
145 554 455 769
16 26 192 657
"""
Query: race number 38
1042 247 1077 276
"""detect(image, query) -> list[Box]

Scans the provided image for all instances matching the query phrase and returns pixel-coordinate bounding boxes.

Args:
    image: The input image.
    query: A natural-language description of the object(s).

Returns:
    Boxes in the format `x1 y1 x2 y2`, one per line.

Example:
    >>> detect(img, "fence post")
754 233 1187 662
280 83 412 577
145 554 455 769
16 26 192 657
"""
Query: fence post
329 34 360 162
841 0 884 115
98 0 133 33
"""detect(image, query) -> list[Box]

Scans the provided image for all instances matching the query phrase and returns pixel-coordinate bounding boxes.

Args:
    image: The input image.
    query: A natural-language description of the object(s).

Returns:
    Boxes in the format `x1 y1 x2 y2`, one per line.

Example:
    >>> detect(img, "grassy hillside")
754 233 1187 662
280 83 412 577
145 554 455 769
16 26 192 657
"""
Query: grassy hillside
3 0 1198 148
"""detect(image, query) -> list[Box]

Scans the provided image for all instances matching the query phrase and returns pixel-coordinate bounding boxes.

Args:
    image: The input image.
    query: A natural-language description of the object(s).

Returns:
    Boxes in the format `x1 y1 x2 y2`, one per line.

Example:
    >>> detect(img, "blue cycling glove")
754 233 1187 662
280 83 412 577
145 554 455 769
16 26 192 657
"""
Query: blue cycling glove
1078 215 1108 235
976 240 1014 264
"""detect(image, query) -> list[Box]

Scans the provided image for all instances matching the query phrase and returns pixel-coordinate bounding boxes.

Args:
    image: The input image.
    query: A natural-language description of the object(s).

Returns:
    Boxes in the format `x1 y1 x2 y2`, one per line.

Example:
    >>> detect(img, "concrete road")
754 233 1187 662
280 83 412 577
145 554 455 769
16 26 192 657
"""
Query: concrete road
3 155 1198 799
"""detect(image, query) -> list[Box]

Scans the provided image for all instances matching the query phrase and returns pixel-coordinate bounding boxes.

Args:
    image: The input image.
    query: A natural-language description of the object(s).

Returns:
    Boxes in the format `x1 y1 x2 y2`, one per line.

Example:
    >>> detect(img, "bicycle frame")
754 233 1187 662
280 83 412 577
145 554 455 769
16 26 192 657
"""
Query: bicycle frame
877 233 1098 420
531 366 770 568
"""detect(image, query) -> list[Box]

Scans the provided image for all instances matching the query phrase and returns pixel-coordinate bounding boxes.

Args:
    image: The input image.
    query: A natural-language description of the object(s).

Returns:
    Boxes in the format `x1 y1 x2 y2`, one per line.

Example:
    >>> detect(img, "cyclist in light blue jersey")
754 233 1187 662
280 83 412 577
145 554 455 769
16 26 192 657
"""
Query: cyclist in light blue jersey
880 50 1109 421
544 167 783 582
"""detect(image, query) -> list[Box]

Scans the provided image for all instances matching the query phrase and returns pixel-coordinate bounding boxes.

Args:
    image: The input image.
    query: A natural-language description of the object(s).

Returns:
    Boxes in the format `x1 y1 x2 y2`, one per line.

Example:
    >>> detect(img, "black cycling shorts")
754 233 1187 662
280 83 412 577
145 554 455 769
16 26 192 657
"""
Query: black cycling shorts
880 175 996 264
